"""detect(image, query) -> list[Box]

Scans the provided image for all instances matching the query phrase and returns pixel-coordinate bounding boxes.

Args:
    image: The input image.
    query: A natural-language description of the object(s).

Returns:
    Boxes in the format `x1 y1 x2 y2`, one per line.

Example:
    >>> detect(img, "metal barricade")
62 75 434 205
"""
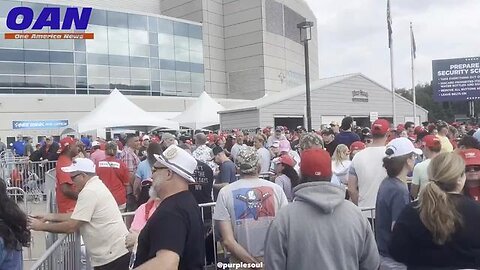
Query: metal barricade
360 207 376 234
0 157 57 203
29 232 82 270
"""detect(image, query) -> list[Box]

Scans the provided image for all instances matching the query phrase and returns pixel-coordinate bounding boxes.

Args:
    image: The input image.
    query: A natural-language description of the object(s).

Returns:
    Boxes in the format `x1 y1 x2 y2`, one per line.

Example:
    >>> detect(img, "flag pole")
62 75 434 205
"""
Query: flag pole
410 22 417 125
388 0 396 125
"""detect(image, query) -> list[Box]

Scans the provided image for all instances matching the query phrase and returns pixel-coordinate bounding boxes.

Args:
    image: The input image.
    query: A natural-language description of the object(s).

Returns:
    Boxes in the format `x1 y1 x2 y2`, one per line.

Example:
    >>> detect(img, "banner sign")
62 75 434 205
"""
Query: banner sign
13 120 68 129
432 57 480 101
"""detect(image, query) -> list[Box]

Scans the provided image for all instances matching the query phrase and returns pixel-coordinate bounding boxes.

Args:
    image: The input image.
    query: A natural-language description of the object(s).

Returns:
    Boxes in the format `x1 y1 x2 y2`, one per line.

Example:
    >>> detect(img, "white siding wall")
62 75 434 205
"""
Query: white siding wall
220 109 260 130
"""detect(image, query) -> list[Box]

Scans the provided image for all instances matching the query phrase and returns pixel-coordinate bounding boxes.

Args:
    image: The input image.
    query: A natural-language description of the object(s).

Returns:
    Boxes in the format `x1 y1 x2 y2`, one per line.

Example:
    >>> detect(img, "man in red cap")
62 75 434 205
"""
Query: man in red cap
264 148 379 269
459 149 480 201
349 141 366 160
411 135 441 199
55 136 79 213
348 119 389 218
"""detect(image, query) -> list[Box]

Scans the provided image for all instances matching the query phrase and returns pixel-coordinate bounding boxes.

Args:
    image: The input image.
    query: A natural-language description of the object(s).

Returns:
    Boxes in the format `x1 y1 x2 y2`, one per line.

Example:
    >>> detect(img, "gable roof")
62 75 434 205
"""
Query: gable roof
219 73 428 114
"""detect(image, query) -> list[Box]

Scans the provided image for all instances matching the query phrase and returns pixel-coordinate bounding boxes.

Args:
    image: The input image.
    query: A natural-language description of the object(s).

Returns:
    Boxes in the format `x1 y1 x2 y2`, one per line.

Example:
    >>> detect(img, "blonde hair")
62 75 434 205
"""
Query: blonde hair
418 152 464 245
332 144 349 167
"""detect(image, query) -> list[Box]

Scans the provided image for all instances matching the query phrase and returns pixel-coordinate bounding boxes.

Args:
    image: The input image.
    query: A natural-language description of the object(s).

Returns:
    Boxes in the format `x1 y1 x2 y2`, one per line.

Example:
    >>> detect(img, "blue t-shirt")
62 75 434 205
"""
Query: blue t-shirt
375 177 410 257
217 160 237 184
334 131 360 148
12 141 25 157
136 159 152 183
0 238 22 270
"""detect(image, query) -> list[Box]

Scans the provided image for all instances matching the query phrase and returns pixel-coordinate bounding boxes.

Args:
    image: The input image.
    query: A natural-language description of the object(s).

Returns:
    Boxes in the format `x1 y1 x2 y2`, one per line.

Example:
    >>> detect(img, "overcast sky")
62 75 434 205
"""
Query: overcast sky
305 0 480 90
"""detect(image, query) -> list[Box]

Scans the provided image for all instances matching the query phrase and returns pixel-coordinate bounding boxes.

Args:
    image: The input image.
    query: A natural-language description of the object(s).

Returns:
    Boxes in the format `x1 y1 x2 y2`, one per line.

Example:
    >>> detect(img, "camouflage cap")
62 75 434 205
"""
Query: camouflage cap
299 132 324 151
235 146 259 174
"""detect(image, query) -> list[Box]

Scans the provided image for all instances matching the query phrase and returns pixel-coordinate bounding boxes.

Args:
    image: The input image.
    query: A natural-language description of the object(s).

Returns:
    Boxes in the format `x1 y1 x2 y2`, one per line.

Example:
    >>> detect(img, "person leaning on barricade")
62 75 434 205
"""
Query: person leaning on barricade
29 158 131 270
133 145 205 269
264 148 380 270
55 137 80 214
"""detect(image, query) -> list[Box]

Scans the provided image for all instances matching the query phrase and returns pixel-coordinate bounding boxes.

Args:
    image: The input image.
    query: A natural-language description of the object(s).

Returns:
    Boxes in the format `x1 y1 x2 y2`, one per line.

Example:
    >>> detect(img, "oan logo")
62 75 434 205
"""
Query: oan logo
4 7 94 40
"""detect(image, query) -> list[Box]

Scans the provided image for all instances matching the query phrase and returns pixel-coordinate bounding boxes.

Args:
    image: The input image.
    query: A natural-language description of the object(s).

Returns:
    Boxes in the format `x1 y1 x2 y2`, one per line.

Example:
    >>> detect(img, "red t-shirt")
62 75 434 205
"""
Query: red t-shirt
95 156 129 205
466 186 480 202
55 155 76 213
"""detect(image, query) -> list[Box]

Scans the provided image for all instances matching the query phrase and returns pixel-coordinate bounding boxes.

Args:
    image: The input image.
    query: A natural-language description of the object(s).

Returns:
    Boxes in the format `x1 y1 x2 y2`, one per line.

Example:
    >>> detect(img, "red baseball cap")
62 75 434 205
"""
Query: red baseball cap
459 149 480 166
277 154 295 167
350 141 366 152
371 119 390 135
414 126 425 135
59 137 75 152
396 124 405 132
300 148 332 178
422 135 441 149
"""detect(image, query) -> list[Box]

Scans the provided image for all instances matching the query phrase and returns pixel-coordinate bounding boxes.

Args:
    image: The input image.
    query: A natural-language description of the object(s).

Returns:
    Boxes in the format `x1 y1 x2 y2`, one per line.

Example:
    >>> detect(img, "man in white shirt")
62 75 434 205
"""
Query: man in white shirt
411 135 441 199
230 131 246 162
29 158 130 270
348 119 389 218
254 134 271 174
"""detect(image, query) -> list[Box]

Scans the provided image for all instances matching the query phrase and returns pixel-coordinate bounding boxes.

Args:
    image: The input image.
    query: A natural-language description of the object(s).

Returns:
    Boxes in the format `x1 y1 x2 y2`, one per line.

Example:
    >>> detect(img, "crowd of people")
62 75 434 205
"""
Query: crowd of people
1 116 480 269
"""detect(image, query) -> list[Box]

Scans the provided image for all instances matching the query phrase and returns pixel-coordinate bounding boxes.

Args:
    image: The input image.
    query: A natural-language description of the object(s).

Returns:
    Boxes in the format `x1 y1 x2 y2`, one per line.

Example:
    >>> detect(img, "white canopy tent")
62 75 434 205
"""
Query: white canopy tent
75 89 179 132
174 91 225 129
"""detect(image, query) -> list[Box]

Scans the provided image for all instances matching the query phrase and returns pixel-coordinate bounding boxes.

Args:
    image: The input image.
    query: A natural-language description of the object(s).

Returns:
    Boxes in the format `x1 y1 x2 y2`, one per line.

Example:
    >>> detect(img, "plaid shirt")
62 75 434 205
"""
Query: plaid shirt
120 146 140 174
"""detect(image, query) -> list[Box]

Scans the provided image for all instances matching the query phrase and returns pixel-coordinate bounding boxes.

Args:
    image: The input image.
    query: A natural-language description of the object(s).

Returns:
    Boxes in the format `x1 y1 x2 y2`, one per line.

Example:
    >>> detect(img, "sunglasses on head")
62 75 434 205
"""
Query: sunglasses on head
465 166 480 173
152 166 169 173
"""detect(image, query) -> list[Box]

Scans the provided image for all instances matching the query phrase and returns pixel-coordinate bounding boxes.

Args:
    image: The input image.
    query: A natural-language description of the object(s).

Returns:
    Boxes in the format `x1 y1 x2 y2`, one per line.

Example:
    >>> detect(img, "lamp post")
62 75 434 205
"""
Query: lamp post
297 21 314 132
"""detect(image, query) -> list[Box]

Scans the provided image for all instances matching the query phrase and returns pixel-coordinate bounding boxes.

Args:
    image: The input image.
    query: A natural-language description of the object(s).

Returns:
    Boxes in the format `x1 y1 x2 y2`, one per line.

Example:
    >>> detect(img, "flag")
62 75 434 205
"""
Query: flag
410 23 416 59
387 0 392 48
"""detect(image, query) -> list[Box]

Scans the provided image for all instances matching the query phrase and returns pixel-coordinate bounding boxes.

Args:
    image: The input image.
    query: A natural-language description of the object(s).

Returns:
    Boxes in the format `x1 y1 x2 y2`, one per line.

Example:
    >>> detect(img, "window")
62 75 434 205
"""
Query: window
25 76 50 87
160 69 175 81
108 27 129 41
87 53 109 65
87 25 108 40
189 38 202 52
49 40 73 51
51 77 74 88
109 67 130 78
149 33 158 45
190 51 203 64
266 0 284 36
161 81 176 92
24 40 49 50
86 39 108 54
149 57 159 69
90 9 107 26
0 75 11 87
76 76 87 88
192 83 204 94
152 81 160 91
75 52 86 64
0 49 24 62
159 47 174 60
174 47 189 62
174 36 189 50
109 41 129 56
129 30 149 44
151 69 160 80
75 65 87 76
0 62 24 75
188 25 202 39
130 57 149 68
148 17 158 32
150 45 159 58
130 67 150 80
50 51 74 63
176 71 191 82
191 72 204 83
130 80 150 90
160 59 175 70
158 19 173 34
128 14 148 30
87 65 109 77
109 55 130 67
89 77 110 89
129 44 149 57
284 6 305 43
74 40 86 51
107 11 128 28
50 64 74 76
11 75 25 87
173 22 189 37
110 77 130 89
176 61 190 72
25 63 50 75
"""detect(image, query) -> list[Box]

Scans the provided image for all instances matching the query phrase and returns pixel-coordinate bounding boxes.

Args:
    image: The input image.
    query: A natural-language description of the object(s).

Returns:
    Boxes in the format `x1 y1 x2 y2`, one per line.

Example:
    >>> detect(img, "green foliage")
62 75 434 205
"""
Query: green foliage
395 83 474 122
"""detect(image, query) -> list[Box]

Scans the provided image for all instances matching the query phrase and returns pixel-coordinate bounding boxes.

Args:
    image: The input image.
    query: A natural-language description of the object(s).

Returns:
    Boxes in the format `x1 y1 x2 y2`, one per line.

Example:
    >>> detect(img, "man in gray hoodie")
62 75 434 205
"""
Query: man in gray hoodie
264 148 380 270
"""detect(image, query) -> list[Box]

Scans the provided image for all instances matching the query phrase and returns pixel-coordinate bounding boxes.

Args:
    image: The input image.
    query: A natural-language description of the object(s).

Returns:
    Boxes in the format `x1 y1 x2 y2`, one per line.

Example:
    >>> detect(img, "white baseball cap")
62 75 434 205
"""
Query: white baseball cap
154 145 197 183
91 141 100 147
142 135 150 141
385 137 422 158
61 158 96 174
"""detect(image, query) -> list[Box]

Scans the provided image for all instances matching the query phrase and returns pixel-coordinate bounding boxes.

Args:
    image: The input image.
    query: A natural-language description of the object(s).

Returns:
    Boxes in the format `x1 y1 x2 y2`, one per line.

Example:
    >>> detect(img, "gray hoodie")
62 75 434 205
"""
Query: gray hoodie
264 181 380 270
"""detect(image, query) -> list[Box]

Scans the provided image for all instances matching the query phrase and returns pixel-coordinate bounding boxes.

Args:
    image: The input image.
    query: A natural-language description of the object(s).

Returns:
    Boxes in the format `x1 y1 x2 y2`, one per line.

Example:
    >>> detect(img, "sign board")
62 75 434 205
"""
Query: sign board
5 7 93 40
352 90 369 102
369 112 379 122
13 120 68 129
432 57 480 101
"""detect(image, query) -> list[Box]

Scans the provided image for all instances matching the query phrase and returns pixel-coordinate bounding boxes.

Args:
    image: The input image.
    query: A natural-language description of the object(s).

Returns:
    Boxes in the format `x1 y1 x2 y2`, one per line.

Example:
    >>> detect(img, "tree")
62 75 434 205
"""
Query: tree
395 83 473 122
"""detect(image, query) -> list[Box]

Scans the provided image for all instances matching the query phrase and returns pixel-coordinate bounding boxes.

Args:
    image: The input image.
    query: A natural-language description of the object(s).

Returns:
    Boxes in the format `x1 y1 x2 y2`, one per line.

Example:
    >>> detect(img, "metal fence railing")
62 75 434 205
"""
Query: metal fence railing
1 153 57 203
29 232 82 270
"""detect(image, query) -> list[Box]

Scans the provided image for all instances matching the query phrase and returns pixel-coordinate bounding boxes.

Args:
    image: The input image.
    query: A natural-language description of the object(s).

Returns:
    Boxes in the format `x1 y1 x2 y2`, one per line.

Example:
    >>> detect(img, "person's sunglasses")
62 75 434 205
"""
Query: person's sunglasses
70 172 83 179
465 166 480 173
152 166 169 173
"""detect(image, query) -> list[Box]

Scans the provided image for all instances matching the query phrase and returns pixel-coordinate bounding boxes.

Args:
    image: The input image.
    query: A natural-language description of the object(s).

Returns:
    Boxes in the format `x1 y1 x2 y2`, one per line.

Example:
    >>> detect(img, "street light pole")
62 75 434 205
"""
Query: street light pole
298 21 314 132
